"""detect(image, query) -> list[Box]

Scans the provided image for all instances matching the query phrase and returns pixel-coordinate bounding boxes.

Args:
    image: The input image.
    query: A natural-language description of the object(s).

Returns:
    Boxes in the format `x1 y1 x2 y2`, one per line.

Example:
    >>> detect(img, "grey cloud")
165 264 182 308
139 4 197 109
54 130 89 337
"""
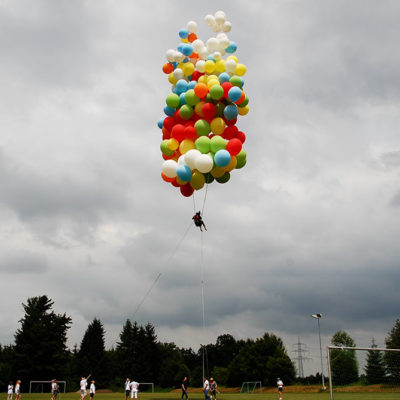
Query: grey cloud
0 251 48 274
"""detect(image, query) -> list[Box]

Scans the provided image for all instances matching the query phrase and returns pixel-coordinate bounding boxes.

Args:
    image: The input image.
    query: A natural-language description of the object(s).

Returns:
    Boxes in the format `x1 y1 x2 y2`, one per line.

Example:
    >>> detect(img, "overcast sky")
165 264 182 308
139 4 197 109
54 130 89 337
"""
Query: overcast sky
1 0 400 377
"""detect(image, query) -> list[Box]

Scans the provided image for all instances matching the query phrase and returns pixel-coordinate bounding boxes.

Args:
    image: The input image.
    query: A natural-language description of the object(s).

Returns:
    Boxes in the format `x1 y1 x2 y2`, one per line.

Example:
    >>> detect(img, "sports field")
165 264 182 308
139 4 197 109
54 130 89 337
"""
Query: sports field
12 392 400 400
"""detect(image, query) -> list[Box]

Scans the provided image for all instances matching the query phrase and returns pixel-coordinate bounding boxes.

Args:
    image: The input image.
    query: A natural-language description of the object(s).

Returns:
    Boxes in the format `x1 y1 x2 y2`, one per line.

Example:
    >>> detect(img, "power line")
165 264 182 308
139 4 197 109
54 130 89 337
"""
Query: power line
292 336 312 378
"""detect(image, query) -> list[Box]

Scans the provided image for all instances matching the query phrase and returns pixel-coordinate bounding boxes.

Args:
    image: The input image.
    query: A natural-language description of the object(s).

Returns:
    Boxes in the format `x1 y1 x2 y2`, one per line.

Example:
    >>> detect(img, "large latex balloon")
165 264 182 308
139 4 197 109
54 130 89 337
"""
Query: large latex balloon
158 11 249 197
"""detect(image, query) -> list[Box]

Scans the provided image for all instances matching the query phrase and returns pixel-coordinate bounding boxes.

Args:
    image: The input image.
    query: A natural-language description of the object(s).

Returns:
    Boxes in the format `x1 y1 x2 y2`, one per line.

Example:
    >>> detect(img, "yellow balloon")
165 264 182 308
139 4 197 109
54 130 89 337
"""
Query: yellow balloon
207 79 220 88
190 171 206 190
195 101 205 117
179 139 195 154
215 60 225 73
204 60 216 74
183 62 195 76
168 73 178 85
181 38 189 43
211 166 226 178
238 105 249 116
224 156 237 172
198 75 207 84
235 63 247 76
167 138 179 151
207 75 218 81
210 117 226 135
227 55 239 63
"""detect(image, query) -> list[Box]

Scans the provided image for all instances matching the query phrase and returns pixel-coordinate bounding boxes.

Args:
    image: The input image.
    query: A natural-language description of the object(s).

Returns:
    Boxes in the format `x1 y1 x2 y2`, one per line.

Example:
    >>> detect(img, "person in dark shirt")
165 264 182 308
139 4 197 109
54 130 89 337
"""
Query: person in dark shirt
192 211 207 231
209 378 218 400
181 377 189 400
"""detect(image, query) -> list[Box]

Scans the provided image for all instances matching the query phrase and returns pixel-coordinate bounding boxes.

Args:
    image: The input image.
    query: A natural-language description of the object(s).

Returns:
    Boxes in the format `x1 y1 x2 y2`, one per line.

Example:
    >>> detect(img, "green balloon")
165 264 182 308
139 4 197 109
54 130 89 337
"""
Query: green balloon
215 103 225 117
204 173 215 184
185 89 200 106
195 136 211 153
236 149 247 169
229 76 243 88
166 93 180 108
160 140 174 156
195 119 211 136
209 85 224 100
180 104 194 120
216 172 231 183
210 135 226 153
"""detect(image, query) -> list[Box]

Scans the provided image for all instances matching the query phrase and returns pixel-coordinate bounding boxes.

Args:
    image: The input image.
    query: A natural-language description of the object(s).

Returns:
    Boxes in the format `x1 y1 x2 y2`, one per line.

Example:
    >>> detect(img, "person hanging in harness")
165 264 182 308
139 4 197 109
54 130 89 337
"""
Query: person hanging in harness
192 211 207 231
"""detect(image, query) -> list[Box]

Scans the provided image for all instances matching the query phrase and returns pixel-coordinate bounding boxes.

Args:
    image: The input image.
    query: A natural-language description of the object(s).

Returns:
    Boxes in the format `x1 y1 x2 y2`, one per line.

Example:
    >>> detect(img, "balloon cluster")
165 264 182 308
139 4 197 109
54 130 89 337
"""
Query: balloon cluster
158 11 248 197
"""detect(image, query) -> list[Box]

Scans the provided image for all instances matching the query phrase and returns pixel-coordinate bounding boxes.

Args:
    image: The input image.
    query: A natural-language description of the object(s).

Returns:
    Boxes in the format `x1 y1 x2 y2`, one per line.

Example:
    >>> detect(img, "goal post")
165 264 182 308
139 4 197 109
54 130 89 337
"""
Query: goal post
240 381 262 393
138 383 154 393
327 346 400 400
29 381 66 393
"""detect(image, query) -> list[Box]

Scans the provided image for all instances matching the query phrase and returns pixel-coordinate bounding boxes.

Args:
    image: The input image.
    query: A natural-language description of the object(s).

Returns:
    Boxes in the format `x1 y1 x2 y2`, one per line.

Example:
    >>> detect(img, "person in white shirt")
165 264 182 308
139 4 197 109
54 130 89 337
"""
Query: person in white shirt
277 378 284 400
15 380 21 400
124 379 131 400
7 382 14 400
130 381 139 399
51 380 59 400
203 378 211 400
80 375 91 400
89 381 96 399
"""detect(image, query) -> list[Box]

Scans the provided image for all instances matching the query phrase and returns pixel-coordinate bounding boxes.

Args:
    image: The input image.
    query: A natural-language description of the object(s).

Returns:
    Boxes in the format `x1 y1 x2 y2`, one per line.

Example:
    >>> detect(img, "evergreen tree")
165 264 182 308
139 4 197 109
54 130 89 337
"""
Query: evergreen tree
14 296 72 385
365 338 386 384
78 318 107 386
330 331 358 385
384 319 400 380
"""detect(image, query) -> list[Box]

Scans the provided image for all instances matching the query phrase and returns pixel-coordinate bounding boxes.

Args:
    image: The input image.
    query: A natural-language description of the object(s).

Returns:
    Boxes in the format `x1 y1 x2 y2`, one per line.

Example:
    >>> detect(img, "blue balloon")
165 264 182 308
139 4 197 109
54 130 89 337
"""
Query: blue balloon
223 104 238 120
179 93 187 105
176 79 188 94
187 80 197 90
182 44 193 56
164 105 176 116
158 118 165 129
218 72 230 84
214 149 231 167
228 86 242 102
179 29 189 39
226 41 237 54
177 164 192 182
206 55 216 62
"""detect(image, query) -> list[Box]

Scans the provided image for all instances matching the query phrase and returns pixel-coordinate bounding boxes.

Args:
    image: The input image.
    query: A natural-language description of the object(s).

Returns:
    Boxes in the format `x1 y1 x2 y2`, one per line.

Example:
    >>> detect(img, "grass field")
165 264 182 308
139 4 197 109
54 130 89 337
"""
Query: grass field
10 391 400 400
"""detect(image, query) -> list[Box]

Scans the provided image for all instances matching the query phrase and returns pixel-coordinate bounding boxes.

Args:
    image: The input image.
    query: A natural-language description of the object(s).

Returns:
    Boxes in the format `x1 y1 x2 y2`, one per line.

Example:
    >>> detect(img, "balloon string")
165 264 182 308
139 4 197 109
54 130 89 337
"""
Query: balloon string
192 192 197 214
201 183 209 216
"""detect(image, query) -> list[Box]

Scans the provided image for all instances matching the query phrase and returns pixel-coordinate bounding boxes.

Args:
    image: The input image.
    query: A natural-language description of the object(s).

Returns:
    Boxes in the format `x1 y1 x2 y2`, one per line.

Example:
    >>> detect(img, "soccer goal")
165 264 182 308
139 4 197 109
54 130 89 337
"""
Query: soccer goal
327 346 400 400
29 381 66 393
138 383 154 393
240 381 262 393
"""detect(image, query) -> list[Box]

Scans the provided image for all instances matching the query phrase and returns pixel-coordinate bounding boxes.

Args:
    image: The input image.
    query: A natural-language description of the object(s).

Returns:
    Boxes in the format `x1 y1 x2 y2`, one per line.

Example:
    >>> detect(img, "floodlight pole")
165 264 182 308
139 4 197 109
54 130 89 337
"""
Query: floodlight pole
311 313 325 390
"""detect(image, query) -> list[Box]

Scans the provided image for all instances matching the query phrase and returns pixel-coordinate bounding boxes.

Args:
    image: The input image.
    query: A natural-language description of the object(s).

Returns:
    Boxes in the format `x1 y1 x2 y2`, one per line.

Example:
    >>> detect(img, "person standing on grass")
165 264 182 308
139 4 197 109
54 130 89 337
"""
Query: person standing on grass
89 381 95 399
51 379 59 400
130 380 139 400
80 375 91 400
203 377 211 400
277 378 283 400
14 380 21 400
7 381 14 400
125 379 131 400
181 377 189 400
209 378 218 400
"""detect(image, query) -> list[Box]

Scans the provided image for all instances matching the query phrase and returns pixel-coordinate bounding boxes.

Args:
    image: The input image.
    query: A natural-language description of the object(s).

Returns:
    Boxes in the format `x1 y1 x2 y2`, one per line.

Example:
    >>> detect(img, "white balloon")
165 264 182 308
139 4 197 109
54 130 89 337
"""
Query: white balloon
223 21 232 32
216 32 227 40
225 59 237 73
196 60 206 73
184 149 201 169
162 160 178 178
213 51 222 60
187 20 197 33
166 49 175 62
215 14 226 25
173 68 184 79
215 10 226 18
205 14 215 26
200 47 209 59
173 51 185 63
177 155 186 166
192 39 204 53
212 23 220 33
195 154 214 173
207 37 219 52
219 36 230 49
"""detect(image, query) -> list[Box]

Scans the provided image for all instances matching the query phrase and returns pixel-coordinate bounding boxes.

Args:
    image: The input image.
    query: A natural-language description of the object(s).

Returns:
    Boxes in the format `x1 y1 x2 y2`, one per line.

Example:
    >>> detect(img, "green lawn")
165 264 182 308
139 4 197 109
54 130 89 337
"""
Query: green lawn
11 392 400 400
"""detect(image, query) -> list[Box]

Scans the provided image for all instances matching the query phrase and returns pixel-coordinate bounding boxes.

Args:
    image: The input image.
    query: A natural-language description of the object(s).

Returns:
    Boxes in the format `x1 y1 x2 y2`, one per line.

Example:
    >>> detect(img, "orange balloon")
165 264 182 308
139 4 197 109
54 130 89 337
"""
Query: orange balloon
194 83 209 99
162 63 174 74
161 172 175 183
188 33 197 42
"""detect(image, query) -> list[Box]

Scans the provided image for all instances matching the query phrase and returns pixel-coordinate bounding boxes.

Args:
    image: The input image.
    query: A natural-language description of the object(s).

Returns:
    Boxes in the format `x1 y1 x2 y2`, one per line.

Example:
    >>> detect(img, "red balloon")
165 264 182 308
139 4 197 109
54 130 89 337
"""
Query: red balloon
237 131 246 143
171 178 180 187
184 126 197 140
163 116 175 131
226 138 242 156
221 82 233 99
235 90 246 105
202 103 216 120
180 183 194 197
191 71 204 81
171 124 185 142
162 131 170 140
173 110 185 125
223 125 239 140
225 117 237 126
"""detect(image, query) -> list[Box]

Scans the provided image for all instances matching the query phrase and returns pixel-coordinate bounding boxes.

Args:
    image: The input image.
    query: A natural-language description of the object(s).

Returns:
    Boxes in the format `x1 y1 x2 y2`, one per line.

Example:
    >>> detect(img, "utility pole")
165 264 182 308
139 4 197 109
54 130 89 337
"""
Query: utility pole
292 336 311 378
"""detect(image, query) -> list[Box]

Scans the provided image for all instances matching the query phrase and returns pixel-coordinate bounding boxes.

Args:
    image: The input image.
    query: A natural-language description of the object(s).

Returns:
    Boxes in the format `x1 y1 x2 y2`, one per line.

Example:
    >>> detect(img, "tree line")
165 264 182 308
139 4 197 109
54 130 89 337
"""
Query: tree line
0 296 296 391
